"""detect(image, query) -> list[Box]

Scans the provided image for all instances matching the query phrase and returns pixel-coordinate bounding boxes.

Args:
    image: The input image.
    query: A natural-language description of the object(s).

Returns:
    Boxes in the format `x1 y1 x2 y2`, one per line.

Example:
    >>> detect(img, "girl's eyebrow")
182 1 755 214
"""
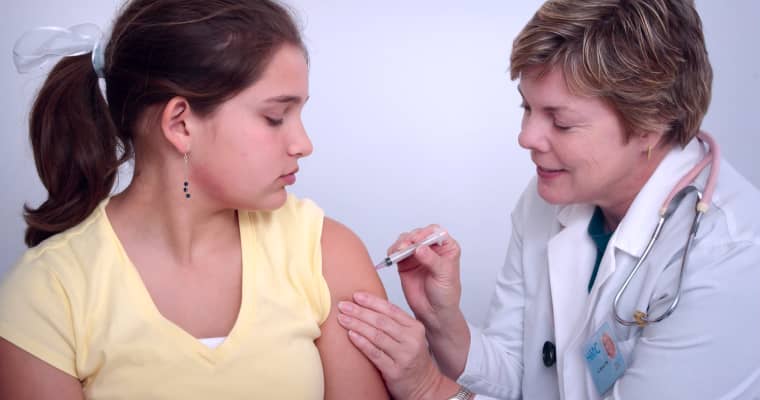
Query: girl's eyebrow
264 95 310 104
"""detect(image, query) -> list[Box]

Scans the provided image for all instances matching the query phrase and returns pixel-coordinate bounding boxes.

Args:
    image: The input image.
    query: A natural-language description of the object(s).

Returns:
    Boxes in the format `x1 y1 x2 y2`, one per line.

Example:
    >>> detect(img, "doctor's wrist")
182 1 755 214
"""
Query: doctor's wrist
423 309 470 380
419 307 464 333
423 308 467 342
414 371 460 400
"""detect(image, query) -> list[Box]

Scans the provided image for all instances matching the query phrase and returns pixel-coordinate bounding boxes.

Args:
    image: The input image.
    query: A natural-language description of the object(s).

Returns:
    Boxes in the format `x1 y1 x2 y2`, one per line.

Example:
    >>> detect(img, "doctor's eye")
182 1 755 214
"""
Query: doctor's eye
553 122 572 131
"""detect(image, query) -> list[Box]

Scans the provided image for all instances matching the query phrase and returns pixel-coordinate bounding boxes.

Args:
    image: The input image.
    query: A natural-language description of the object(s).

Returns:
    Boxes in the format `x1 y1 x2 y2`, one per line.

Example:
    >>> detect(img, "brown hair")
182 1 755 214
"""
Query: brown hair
510 0 712 146
24 0 305 247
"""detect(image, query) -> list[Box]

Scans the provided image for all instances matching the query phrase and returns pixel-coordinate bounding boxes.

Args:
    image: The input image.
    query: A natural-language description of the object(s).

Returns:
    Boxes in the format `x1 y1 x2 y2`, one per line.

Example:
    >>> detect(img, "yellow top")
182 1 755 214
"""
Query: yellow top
0 195 331 399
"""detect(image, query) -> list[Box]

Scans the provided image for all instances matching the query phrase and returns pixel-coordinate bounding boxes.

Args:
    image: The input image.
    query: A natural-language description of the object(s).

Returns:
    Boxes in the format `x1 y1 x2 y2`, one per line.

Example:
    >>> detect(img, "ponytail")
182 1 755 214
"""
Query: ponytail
24 54 126 247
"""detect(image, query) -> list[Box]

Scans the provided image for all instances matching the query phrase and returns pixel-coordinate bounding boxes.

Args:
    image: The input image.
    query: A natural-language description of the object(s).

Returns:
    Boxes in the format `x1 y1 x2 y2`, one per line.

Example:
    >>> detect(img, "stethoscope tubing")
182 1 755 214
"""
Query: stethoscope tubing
612 132 719 327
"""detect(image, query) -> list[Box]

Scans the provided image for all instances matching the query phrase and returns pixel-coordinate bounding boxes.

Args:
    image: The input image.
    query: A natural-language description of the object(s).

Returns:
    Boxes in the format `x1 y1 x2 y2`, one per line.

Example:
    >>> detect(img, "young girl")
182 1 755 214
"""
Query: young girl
0 1 389 399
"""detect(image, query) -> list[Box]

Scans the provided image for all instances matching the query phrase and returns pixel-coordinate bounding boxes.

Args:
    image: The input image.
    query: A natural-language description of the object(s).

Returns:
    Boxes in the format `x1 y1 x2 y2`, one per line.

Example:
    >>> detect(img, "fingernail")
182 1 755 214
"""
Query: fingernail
354 292 368 303
338 301 354 312
337 314 351 325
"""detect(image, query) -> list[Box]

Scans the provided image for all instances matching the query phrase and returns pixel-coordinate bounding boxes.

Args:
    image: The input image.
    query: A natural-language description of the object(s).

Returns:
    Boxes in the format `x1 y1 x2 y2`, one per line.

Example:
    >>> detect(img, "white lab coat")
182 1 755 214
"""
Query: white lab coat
457 138 760 399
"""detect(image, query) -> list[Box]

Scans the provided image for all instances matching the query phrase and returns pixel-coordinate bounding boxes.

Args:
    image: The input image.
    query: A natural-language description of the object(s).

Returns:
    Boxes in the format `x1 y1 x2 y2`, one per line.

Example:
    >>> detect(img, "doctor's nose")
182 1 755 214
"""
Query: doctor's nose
518 116 551 153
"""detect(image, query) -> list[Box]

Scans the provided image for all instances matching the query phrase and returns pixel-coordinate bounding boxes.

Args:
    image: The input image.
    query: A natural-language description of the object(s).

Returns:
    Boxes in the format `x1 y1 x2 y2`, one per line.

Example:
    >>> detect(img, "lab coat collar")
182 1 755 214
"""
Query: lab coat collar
556 201 594 229
613 139 706 258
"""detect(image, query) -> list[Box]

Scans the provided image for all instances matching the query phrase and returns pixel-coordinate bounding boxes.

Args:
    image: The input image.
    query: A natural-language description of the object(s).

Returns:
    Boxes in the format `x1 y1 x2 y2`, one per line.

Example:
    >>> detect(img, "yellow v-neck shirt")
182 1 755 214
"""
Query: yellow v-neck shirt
0 195 331 399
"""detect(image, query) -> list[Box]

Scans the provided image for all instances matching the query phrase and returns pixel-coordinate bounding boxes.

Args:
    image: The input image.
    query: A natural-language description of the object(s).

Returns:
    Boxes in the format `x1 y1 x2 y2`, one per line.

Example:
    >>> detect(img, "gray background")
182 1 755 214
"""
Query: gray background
2 1 758 326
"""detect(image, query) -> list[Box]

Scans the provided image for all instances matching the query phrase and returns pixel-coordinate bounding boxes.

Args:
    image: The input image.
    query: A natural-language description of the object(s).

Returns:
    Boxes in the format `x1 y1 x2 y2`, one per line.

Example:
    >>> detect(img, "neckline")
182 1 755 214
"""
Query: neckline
98 199 255 361
199 336 227 349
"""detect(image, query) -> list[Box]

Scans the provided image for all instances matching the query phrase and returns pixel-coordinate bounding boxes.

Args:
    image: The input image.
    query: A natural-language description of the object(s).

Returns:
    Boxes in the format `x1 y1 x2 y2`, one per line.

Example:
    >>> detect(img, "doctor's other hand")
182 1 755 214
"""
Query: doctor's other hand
336 292 461 400
391 225 463 329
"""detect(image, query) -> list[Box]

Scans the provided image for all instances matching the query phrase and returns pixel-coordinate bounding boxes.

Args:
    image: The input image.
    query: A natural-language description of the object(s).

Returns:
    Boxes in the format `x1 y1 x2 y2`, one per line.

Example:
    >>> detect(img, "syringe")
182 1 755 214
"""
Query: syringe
374 229 448 270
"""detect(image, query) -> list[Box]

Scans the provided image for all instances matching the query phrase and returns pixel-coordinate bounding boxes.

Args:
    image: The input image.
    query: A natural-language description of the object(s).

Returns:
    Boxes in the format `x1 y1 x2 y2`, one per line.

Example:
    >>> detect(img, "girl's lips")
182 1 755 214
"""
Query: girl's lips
280 173 296 185
280 167 299 185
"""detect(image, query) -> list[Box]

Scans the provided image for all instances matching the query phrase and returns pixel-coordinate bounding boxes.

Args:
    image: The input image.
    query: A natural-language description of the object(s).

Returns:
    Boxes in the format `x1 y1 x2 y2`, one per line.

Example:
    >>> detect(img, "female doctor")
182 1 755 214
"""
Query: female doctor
336 0 760 399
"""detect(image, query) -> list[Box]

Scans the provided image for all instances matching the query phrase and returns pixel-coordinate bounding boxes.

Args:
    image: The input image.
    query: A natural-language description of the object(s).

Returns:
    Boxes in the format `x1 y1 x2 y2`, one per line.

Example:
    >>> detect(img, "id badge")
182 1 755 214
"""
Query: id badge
582 322 627 396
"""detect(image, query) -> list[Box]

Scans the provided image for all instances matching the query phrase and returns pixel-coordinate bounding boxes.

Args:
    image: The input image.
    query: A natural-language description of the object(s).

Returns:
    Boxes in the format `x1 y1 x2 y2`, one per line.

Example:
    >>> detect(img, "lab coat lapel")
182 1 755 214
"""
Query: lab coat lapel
547 203 595 370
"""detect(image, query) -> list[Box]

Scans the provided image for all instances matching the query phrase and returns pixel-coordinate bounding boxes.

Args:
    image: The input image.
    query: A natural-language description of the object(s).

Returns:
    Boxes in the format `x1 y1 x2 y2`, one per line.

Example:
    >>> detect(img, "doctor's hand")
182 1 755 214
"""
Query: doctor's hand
337 292 461 400
391 225 463 328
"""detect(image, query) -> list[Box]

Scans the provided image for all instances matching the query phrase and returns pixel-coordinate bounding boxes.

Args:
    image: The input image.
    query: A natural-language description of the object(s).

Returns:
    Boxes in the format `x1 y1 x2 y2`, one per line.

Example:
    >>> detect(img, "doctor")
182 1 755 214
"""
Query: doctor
336 0 760 399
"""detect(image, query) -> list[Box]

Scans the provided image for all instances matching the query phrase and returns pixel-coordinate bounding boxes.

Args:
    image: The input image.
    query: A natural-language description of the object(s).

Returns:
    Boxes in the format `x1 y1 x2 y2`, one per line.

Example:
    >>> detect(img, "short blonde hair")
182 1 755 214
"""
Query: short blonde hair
510 0 712 146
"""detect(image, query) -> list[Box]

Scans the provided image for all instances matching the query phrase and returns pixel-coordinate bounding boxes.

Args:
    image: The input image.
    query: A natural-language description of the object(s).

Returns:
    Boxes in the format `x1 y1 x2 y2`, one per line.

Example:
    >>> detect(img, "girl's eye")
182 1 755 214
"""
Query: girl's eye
519 103 531 113
265 117 284 127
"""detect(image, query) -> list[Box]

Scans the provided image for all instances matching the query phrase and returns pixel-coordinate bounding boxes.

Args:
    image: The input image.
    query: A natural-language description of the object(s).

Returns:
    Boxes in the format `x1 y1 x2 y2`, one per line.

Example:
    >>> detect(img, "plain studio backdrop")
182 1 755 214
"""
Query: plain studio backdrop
1 1 758 327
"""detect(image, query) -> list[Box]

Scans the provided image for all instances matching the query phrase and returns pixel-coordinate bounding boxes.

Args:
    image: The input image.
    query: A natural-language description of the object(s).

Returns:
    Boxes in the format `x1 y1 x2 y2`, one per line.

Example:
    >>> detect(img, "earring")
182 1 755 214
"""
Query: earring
183 153 191 199
647 145 652 161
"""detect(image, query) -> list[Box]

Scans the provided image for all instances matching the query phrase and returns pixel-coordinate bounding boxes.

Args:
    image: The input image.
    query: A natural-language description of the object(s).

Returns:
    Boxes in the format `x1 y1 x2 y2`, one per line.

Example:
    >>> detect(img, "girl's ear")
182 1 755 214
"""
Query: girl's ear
160 96 194 154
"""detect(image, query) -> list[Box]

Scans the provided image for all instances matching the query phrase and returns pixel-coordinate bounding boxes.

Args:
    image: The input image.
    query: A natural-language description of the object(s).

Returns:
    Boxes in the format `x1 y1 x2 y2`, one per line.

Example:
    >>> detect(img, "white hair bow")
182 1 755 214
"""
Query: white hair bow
13 23 105 78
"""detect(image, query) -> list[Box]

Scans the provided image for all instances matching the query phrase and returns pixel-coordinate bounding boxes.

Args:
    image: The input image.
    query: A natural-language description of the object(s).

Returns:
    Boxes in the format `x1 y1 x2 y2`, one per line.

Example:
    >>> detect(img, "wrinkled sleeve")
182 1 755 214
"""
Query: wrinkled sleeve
0 255 78 378
295 196 331 325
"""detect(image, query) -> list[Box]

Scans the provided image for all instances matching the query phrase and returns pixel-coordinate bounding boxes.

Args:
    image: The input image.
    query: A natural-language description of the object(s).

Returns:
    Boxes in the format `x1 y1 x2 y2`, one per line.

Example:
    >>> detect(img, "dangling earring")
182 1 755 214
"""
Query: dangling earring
647 145 653 161
183 153 191 199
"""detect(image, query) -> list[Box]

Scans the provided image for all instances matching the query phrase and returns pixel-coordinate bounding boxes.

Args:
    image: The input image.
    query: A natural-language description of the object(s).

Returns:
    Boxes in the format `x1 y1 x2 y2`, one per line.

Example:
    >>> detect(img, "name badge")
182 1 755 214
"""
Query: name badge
582 322 627 396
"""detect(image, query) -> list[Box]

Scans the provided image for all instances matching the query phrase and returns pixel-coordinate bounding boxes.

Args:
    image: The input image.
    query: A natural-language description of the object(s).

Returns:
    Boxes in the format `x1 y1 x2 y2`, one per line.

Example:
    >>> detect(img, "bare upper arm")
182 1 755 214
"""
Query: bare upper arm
317 217 390 400
0 338 84 400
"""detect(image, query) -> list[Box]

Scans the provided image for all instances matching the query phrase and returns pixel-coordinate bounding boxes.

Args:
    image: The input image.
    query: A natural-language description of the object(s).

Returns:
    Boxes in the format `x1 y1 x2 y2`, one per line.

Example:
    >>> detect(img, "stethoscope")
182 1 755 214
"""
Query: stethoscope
541 133 720 367
613 132 720 327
